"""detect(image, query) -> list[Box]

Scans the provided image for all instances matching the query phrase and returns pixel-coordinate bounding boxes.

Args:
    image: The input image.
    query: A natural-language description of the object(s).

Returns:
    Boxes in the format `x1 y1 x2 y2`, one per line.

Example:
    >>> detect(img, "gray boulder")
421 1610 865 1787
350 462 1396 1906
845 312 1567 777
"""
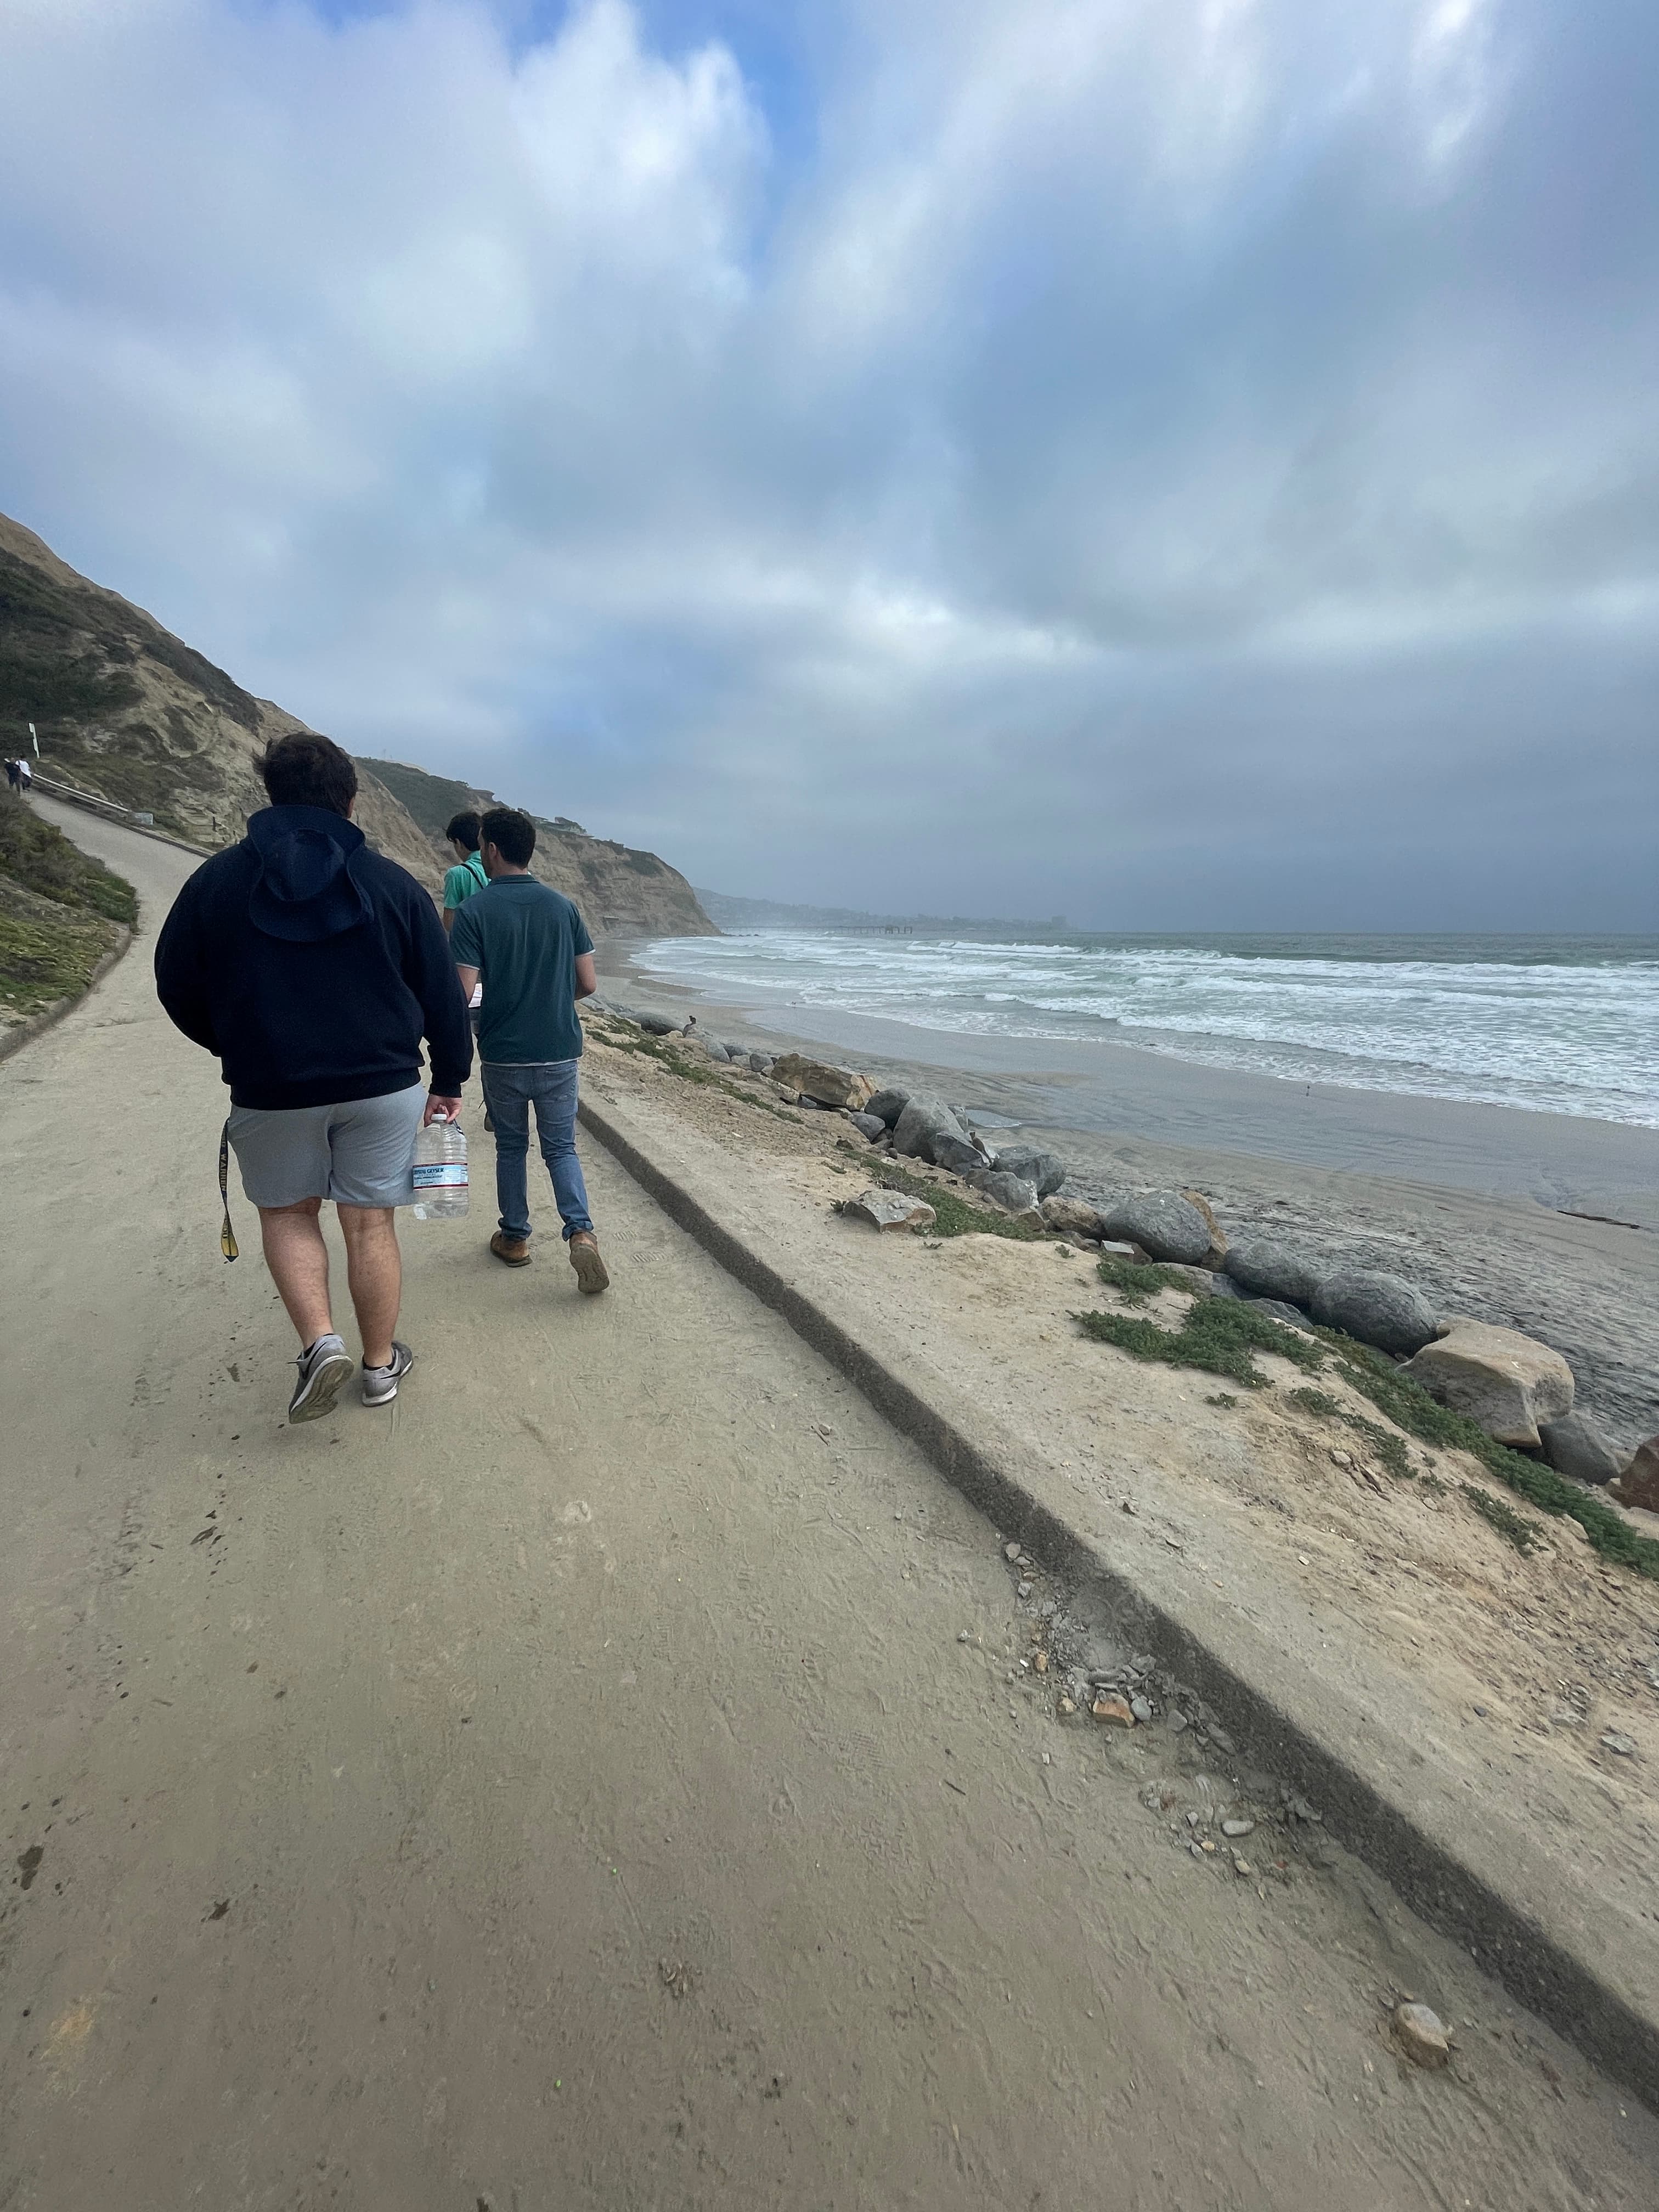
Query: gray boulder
748 1053 774 1074
1041 1196 1107 1240
893 1093 968 1164
704 1041 731 1062
932 1131 988 1175
1311 1269 1440 1357
1100 1191 1213 1266
1539 1410 1623 1487
1247 1297 1314 1331
1401 1317 1573 1449
1223 1238 1323 1305
965 1169 1041 1215
847 1111 887 1142
989 1145 1066 1198
866 1087 911 1128
636 1013 679 1036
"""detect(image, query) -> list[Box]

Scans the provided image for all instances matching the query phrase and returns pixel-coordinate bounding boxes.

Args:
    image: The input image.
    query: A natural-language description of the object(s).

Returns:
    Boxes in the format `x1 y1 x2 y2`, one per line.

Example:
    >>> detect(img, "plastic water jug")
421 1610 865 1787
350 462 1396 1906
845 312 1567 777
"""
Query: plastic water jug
412 1113 469 1220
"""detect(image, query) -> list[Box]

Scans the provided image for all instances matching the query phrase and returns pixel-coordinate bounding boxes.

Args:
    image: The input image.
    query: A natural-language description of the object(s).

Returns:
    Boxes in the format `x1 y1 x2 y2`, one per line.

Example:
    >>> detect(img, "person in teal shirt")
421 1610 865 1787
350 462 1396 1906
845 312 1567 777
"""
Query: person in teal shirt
441 811 489 935
450 805 607 1295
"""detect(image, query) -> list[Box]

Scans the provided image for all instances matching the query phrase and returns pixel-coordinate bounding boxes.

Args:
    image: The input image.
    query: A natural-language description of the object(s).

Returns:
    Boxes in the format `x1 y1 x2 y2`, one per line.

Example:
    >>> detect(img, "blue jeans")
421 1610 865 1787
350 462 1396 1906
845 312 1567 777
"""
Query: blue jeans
481 1060 593 1242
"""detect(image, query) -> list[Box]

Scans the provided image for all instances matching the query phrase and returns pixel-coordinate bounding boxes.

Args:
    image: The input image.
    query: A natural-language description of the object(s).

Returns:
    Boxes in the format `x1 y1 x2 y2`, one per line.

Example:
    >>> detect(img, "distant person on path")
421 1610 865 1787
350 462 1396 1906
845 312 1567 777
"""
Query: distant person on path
4 758 20 795
154 732 472 1421
441 811 488 937
442 808 492 1127
449 805 608 1293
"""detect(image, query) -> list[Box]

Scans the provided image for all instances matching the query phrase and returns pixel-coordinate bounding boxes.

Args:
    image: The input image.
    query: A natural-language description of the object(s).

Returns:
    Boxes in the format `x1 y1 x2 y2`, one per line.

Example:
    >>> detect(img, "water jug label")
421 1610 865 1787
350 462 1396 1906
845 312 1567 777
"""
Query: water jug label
412 1163 468 1189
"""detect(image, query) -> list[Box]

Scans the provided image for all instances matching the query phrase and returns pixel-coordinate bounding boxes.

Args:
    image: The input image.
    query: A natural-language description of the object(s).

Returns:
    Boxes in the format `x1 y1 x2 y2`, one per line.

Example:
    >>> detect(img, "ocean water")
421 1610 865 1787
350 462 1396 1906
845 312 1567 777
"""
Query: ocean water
634 931 1659 1128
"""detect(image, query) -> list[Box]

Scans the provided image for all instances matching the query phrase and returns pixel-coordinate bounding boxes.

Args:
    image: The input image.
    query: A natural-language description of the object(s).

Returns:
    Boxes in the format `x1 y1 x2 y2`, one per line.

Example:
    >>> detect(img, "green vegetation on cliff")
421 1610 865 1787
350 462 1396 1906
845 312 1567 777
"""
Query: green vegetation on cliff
0 795 137 1018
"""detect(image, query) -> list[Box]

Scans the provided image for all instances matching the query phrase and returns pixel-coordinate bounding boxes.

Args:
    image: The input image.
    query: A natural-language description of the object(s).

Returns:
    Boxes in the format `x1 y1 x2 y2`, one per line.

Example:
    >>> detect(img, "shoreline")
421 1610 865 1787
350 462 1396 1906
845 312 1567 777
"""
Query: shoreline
597 937 1659 1223
596 937 1659 1453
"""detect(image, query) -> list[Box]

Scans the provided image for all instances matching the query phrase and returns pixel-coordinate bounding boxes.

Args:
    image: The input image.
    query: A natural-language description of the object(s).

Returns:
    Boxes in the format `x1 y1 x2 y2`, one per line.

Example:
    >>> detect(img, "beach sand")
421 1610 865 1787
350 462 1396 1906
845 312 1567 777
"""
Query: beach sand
600 941 1659 1454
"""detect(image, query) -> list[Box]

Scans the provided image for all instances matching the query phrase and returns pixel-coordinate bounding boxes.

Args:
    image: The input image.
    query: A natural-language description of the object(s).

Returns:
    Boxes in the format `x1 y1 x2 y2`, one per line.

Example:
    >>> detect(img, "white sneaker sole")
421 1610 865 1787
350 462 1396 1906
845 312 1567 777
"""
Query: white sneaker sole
289 1350 354 1424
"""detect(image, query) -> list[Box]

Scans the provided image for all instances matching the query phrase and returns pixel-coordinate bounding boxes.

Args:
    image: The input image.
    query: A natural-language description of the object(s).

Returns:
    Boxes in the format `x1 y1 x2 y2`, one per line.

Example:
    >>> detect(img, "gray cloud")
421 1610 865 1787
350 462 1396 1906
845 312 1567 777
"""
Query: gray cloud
1 0 1655 926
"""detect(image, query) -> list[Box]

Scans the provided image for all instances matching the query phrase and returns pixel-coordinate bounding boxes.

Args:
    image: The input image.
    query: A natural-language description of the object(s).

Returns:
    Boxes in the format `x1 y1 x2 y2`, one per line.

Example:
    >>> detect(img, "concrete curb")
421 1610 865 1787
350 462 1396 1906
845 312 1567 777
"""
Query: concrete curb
579 1088 1659 2113
0 924 133 1069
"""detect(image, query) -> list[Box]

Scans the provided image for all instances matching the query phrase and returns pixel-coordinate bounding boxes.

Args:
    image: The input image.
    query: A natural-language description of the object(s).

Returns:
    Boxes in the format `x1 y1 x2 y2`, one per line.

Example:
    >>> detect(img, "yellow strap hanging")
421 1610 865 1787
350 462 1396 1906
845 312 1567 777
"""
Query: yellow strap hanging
218 1118 239 1262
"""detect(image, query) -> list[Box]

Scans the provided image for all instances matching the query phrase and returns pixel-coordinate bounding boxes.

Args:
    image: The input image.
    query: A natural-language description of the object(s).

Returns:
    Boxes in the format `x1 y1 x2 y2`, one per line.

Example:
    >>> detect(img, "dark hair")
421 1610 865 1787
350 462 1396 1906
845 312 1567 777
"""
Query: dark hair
444 811 482 851
481 805 535 869
259 731 358 816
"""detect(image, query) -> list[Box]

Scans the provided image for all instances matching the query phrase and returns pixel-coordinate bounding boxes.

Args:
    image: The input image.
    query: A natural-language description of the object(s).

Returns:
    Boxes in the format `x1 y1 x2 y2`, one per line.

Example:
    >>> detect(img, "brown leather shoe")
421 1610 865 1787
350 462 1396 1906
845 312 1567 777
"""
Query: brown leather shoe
568 1230 609 1295
490 1231 531 1267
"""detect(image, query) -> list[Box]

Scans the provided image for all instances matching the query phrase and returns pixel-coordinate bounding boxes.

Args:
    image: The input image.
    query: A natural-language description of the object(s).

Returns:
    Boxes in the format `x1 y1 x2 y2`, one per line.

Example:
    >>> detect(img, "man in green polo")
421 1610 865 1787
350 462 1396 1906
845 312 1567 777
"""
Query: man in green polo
449 805 608 1294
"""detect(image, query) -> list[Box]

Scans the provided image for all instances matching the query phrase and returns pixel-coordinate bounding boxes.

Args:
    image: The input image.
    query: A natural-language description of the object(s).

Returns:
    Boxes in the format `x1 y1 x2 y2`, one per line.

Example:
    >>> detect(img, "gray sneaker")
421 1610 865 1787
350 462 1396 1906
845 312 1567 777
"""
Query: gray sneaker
288 1333 354 1423
361 1341 415 1407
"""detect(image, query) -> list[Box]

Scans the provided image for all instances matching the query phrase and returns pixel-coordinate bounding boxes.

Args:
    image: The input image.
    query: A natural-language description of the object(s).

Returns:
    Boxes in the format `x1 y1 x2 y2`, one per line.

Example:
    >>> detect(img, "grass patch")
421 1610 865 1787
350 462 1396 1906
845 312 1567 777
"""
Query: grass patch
1076 1293 1657 1580
1286 1384 1413 1480
1075 1294 1326 1390
1461 1483 1543 1556
839 1147 1044 1240
0 796 134 1015
0 903 119 1013
593 1024 803 1122
1314 1331 1657 1580
1287 1386 1341 1419
0 797 136 924
1094 1252 1205 1306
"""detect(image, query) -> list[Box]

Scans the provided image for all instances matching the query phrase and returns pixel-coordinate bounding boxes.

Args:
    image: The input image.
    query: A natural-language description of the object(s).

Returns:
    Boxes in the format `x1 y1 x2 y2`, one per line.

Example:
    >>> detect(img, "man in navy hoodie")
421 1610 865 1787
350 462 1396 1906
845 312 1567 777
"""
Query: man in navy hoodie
155 732 472 1421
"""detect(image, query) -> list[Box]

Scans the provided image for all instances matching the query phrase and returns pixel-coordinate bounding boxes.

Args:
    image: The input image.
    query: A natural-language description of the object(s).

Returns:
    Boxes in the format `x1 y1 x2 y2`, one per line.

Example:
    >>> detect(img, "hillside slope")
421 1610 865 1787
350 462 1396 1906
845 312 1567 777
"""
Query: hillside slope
357 756 716 939
0 789 136 1036
0 514 438 885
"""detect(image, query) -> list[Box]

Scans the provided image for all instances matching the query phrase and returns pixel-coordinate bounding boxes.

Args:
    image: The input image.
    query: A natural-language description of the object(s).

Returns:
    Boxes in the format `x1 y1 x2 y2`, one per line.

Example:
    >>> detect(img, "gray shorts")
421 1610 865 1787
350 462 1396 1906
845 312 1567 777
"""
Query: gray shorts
227 1082 427 1209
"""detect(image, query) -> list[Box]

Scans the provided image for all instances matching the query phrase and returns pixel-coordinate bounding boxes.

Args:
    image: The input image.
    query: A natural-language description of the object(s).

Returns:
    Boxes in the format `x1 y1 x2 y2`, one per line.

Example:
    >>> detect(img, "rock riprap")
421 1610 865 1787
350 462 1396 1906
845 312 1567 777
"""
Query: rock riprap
846 1111 888 1142
1099 1192 1214 1266
893 1094 969 1164
1311 1268 1440 1357
931 1130 990 1175
1401 1317 1574 1449
1179 1188 1227 1265
990 1146 1066 1198
1538 1410 1623 1486
1222 1238 1324 1305
865 1087 911 1128
1610 1435 1659 1512
1040 1196 1107 1240
964 1168 1042 1216
843 1189 936 1232
770 1053 874 1111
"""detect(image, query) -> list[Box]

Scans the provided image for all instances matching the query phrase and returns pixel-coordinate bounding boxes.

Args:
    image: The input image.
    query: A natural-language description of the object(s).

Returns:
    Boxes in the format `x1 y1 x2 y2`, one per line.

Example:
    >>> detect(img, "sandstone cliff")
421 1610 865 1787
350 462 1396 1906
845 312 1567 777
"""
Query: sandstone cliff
0 512 439 885
357 756 716 940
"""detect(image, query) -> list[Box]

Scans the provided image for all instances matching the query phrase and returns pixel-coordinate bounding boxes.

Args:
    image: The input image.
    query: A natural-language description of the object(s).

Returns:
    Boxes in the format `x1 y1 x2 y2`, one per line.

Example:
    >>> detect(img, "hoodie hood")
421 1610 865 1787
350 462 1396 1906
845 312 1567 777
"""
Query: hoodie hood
245 805 373 943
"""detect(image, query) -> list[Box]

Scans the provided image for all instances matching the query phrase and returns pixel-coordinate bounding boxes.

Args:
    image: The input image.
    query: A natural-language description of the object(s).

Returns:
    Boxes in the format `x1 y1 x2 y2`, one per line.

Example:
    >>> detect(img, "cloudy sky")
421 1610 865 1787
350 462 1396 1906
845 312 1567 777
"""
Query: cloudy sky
2 0 1656 929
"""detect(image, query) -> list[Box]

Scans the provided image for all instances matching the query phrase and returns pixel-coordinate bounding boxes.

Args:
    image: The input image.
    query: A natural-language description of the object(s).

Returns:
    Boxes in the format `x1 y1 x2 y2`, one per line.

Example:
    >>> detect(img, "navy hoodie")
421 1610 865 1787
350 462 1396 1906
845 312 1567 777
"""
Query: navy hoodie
154 805 472 1110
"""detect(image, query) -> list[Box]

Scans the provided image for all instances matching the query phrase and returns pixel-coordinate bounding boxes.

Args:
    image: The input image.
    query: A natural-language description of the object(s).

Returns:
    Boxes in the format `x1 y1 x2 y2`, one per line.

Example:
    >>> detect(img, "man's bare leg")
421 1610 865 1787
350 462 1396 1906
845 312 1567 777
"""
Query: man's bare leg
338 1205 400 1369
258 1198 334 1347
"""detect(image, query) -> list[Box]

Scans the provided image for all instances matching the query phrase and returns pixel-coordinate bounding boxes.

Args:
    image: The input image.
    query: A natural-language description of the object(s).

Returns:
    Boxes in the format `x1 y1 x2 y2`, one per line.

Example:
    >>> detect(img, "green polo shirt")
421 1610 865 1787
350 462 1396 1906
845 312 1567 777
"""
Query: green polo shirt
442 851 489 912
448 875 593 1064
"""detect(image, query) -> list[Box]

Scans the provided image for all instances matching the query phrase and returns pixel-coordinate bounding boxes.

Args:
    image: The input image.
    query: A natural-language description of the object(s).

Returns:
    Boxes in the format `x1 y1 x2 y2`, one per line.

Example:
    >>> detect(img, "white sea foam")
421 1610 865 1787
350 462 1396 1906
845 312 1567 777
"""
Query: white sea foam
634 930 1659 1127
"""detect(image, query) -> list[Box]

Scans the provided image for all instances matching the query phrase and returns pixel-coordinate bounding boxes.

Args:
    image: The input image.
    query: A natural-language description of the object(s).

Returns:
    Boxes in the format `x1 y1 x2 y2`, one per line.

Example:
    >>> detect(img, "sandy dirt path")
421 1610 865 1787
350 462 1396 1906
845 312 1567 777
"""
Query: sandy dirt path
3 806 1657 2209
